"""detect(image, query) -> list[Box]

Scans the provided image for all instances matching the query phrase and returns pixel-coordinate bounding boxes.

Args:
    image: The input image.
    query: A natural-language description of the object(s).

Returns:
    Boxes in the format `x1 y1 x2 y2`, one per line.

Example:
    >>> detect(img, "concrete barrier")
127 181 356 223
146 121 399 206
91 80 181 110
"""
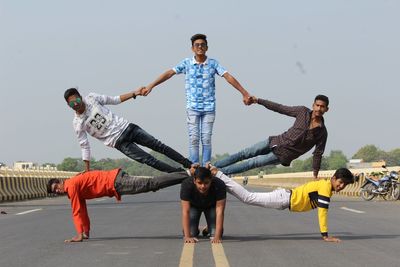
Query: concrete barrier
1 167 398 201
0 169 77 202
0 176 13 201
232 167 400 197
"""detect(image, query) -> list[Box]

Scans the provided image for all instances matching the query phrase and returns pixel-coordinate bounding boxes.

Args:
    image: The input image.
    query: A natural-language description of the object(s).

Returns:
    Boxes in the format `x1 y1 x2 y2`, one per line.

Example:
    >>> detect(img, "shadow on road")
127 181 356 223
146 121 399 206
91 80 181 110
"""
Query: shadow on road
221 232 400 242
65 232 400 243
88 235 183 242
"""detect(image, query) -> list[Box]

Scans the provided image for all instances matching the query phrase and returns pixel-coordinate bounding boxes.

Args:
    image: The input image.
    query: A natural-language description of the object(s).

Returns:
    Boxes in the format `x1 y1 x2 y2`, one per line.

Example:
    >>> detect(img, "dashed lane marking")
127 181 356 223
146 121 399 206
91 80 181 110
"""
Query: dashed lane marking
340 207 365 214
15 208 42 215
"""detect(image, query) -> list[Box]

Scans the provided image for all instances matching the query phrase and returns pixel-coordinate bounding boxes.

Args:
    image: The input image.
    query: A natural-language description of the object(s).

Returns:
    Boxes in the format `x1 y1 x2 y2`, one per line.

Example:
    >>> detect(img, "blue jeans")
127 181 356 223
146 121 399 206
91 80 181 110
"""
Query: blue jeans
214 139 281 175
186 109 215 166
189 206 217 237
115 124 192 173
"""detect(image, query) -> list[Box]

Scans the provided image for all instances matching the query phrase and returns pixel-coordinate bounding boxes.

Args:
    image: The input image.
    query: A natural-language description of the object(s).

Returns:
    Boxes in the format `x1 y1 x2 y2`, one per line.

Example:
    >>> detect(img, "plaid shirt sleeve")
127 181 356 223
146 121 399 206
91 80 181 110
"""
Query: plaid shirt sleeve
312 131 328 177
257 98 304 118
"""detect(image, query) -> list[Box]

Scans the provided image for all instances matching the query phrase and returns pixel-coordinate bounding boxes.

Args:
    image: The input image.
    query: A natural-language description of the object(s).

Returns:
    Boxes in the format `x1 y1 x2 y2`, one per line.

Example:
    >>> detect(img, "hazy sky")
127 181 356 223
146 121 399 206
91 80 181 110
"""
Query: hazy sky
1 0 400 166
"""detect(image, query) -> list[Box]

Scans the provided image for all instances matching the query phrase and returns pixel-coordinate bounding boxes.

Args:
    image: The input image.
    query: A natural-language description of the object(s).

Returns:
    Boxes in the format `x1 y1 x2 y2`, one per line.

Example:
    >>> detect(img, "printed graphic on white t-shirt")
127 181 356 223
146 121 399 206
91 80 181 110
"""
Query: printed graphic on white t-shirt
85 105 112 136
73 93 129 151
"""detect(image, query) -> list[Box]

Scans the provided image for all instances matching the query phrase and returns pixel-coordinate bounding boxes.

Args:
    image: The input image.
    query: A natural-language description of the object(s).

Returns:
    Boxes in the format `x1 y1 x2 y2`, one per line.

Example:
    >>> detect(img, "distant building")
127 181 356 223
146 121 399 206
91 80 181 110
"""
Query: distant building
13 161 36 170
347 159 386 169
12 162 58 171
42 164 57 170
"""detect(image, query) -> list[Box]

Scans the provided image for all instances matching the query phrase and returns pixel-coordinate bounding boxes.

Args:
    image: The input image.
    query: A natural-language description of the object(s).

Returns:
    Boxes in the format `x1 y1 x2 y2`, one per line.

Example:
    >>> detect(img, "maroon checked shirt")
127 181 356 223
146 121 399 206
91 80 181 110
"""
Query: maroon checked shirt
258 98 328 177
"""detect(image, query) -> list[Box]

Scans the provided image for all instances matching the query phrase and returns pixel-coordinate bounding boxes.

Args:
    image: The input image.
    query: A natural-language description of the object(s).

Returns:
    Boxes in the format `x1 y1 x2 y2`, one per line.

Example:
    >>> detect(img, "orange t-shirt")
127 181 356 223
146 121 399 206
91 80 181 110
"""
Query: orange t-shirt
64 169 121 234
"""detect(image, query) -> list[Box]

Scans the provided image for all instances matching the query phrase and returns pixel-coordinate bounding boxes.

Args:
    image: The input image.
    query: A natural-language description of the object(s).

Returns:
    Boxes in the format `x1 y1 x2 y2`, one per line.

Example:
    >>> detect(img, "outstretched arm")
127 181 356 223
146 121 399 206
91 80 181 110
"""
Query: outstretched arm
253 97 305 118
223 72 251 105
74 124 91 172
66 188 89 243
181 200 198 243
317 185 340 242
83 160 90 172
143 69 176 96
119 87 146 102
212 199 226 243
318 207 341 243
312 133 328 179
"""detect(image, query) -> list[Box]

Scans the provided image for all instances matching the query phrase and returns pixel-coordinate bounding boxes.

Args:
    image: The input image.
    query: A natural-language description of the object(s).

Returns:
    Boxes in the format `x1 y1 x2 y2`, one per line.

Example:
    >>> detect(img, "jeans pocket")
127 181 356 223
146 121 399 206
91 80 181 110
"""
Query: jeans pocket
203 113 215 123
186 110 199 124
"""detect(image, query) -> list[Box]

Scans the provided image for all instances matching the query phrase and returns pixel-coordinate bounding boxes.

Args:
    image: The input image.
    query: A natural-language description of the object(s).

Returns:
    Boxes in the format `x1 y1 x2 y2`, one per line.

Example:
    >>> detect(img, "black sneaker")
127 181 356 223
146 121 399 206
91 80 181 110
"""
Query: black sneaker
202 226 209 237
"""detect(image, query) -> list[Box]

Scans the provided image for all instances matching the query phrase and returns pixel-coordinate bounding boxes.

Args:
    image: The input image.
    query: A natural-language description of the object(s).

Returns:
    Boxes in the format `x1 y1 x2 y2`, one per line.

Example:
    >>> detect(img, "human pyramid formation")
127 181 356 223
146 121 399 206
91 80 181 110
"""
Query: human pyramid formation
48 34 356 244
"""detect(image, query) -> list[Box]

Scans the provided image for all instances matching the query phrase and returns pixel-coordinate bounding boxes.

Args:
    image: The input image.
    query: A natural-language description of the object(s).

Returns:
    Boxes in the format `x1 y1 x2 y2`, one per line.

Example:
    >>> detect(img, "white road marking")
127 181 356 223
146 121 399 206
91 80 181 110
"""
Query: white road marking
340 207 365 214
15 208 42 215
95 199 107 202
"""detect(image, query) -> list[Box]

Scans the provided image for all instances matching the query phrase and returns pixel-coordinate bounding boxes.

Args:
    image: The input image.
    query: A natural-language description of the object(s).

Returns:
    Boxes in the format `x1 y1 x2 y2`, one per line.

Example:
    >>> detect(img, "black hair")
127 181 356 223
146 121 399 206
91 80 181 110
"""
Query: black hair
333 168 354 184
314 94 329 106
64 88 81 103
193 167 212 181
47 178 60 194
191 34 207 46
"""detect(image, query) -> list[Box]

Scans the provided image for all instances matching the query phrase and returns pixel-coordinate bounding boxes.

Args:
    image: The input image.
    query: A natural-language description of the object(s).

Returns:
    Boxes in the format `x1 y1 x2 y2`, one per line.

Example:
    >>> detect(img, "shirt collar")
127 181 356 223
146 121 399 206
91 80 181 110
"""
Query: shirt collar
308 110 325 128
191 56 209 65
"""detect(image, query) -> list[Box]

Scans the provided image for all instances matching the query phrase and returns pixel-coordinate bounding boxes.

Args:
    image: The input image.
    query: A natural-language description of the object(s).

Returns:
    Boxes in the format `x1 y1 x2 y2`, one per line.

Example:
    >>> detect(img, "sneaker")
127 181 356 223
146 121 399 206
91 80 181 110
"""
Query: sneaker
202 226 209 237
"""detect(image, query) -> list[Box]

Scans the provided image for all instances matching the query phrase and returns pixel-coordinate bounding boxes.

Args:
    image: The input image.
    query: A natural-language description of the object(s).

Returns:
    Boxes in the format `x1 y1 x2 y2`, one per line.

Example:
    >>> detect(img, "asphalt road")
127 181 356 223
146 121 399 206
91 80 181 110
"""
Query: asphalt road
1 185 400 267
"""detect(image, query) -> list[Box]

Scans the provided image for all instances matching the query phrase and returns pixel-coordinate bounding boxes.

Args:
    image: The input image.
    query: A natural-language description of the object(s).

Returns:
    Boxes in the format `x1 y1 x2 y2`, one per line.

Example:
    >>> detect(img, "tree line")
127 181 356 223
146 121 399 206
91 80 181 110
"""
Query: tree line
56 145 400 176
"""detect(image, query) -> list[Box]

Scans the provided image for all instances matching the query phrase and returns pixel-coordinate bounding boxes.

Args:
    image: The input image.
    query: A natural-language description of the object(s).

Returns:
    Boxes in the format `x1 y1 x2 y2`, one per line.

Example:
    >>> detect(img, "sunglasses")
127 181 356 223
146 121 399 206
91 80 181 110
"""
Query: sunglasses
68 97 82 108
193 43 207 48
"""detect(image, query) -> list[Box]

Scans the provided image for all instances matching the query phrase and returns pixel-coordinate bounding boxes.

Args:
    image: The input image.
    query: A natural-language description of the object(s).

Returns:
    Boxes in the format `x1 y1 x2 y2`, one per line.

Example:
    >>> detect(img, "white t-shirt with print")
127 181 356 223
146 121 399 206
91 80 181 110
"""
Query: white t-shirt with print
73 93 129 161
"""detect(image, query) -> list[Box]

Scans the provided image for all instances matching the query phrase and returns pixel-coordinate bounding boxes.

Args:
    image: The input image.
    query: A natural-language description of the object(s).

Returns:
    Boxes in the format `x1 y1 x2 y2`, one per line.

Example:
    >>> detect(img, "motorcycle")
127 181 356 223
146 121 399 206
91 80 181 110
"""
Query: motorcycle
360 166 400 201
